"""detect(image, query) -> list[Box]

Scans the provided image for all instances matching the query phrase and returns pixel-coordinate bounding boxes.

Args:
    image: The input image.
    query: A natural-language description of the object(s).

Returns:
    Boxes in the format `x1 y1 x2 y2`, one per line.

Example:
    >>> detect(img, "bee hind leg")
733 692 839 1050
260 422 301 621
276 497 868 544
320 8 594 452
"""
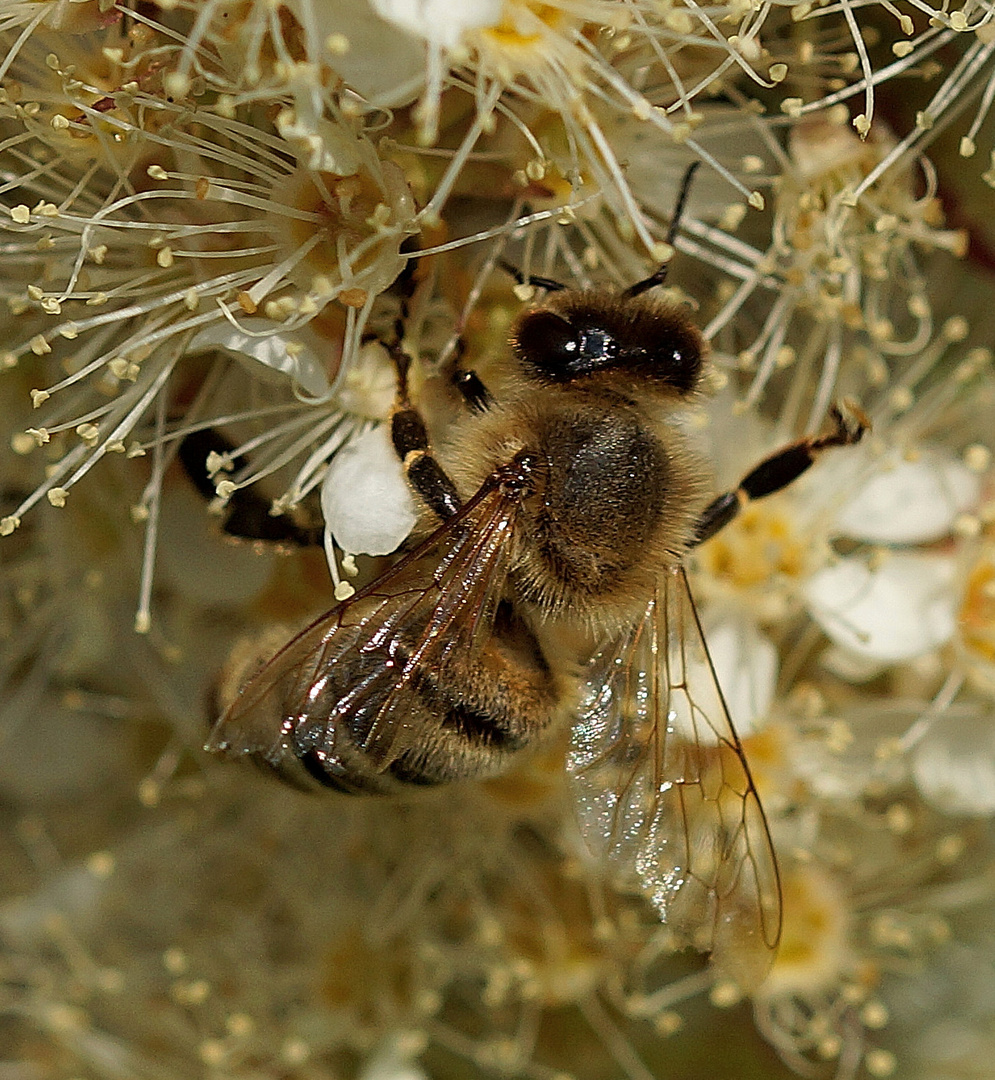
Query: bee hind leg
691 402 869 546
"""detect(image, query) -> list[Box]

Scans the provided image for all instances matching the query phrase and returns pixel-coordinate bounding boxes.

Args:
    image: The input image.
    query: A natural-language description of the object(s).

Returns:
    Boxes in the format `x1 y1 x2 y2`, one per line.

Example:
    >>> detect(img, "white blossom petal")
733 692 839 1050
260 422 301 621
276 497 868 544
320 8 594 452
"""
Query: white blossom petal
671 611 778 743
358 1043 429 1080
190 320 330 398
321 424 417 556
833 451 980 545
701 614 778 738
788 708 911 802
614 107 775 224
371 0 503 48
287 0 428 106
334 341 400 421
804 553 958 663
912 714 995 815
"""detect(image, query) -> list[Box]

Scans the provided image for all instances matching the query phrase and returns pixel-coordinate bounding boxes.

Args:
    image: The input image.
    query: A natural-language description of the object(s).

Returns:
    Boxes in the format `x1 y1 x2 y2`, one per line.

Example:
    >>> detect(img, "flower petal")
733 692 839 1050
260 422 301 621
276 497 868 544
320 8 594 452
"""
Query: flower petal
670 610 778 744
912 714 995 815
700 613 778 738
190 320 330 398
833 451 980 545
804 553 958 663
371 0 504 48
335 341 400 421
288 0 428 106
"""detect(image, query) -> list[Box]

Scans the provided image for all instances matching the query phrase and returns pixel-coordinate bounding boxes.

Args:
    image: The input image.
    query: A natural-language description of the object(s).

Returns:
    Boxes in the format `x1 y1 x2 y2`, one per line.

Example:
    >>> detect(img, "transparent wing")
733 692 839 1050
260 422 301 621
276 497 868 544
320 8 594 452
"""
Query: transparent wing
567 564 782 988
207 475 524 774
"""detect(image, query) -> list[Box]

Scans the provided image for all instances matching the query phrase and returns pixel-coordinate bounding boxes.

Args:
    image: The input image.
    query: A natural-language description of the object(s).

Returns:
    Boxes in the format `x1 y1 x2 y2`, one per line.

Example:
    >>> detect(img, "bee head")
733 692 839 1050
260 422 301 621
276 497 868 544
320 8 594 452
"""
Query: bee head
510 289 705 397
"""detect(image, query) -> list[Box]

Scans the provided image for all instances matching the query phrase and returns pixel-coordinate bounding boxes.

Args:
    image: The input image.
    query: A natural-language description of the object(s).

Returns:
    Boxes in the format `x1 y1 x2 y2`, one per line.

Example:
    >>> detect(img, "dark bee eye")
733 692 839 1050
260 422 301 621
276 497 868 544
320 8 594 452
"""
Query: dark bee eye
513 311 618 380
514 311 575 366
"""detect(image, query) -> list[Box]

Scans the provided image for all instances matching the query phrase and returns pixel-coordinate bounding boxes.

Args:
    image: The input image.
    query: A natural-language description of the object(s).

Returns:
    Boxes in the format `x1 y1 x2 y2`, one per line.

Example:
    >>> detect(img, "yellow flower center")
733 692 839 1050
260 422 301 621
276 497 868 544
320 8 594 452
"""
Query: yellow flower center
763 864 852 997
481 1 570 50
697 504 806 591
959 552 995 663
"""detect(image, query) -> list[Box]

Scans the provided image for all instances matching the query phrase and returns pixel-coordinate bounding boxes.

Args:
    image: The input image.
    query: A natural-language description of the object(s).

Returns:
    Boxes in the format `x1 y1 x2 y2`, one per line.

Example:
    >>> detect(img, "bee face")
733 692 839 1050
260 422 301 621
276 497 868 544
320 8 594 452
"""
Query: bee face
511 288 706 396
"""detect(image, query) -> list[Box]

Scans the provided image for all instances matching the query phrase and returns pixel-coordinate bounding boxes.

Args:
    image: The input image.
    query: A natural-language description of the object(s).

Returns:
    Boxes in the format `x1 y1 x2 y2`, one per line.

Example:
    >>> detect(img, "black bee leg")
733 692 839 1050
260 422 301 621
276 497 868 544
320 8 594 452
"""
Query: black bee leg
386 338 463 523
691 403 869 546
449 338 492 413
498 259 568 293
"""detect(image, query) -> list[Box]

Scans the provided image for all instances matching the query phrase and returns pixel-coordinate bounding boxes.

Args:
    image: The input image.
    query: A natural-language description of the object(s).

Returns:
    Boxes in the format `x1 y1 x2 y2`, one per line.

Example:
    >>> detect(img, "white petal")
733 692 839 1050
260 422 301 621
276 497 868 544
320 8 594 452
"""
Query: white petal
321 425 417 556
834 451 980 545
804 553 958 663
371 0 503 47
671 611 778 744
358 1044 429 1080
612 106 775 224
334 340 400 421
912 715 995 815
788 708 910 802
190 320 330 398
286 0 427 106
700 614 778 738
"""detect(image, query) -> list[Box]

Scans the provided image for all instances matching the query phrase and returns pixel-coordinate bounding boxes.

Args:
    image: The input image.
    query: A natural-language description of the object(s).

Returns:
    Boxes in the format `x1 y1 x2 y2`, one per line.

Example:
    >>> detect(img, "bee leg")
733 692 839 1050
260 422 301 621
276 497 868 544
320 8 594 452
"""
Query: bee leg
453 259 569 412
691 403 869 546
386 338 463 523
498 259 568 293
449 337 493 413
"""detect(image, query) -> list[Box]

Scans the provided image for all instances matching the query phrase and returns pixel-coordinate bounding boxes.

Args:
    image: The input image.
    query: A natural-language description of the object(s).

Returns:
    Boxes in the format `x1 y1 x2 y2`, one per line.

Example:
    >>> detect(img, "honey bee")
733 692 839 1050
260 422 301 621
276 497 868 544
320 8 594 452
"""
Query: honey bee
207 166 866 985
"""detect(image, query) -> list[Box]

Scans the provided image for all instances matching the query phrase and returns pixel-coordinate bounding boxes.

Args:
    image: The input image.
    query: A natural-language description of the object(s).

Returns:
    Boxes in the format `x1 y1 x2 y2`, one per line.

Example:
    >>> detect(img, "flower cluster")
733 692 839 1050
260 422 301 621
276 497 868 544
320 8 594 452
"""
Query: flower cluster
2 1 995 1079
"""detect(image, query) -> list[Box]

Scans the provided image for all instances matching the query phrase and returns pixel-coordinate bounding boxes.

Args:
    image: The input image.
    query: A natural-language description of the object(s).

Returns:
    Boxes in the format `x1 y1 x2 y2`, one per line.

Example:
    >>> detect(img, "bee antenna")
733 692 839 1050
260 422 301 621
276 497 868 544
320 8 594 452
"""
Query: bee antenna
623 161 700 299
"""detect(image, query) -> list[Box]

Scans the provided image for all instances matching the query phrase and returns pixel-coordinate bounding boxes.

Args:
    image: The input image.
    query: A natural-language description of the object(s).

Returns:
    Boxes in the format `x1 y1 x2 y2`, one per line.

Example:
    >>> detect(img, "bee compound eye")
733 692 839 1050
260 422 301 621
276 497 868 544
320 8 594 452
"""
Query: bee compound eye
514 311 620 379
513 310 580 377
659 332 702 395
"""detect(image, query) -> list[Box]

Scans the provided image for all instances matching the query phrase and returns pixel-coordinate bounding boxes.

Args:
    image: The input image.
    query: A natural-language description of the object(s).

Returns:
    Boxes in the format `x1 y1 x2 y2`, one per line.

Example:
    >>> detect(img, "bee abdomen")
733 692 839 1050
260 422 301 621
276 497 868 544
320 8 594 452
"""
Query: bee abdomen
264 612 561 794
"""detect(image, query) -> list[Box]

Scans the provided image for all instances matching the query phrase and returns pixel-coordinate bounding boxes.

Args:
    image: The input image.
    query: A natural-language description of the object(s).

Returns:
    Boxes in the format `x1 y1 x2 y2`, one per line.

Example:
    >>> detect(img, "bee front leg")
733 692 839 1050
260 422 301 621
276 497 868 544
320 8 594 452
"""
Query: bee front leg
386 339 464 523
449 259 567 415
691 403 869 546
450 338 493 414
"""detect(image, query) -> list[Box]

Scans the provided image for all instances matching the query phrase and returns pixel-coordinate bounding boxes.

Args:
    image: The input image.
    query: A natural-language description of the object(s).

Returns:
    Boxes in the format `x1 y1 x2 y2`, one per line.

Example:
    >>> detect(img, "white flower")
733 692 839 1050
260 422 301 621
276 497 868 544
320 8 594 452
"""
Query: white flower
832 451 980 545
286 0 428 107
335 341 402 420
804 449 980 665
699 612 778 739
358 1038 430 1080
911 707 995 815
371 0 503 49
189 321 333 400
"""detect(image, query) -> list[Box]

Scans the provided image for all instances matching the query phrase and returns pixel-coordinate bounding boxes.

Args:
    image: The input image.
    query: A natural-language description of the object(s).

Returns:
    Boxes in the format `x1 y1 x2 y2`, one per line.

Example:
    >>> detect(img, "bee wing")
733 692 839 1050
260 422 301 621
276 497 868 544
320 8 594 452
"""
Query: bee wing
567 564 782 989
207 475 524 773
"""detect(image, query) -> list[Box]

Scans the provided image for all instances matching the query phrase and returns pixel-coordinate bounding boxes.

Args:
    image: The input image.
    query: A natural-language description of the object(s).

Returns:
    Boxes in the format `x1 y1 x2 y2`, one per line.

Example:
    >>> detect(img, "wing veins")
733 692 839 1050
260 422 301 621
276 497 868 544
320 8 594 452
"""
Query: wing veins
209 471 524 768
358 495 518 764
567 565 783 985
